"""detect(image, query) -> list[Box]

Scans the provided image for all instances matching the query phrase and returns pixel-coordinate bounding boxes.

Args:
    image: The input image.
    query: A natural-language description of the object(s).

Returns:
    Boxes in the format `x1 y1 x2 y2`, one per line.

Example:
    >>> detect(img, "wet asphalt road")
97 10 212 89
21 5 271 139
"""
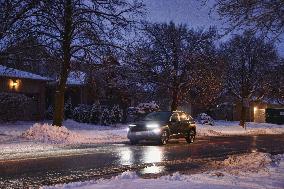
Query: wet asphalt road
0 134 284 188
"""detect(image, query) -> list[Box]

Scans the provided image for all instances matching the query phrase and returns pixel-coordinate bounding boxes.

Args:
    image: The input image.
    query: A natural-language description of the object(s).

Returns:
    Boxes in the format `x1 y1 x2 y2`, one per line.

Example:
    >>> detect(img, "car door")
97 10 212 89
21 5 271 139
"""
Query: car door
179 112 190 132
169 113 180 134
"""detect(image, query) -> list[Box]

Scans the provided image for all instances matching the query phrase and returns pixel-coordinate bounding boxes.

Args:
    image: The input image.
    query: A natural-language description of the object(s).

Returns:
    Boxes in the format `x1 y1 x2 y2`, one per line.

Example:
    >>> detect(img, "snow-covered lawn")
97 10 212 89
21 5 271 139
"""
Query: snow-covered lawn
197 120 284 136
41 152 284 189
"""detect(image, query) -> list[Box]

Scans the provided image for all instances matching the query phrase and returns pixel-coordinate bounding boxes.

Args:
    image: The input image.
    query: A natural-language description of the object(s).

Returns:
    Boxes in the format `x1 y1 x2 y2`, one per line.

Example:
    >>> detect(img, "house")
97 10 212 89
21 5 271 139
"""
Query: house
0 65 51 120
251 99 284 124
231 99 284 124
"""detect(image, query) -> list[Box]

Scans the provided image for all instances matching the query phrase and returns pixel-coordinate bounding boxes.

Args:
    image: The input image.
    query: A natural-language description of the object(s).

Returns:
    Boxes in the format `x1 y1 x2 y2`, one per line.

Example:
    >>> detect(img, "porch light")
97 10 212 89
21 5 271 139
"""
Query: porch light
9 79 19 89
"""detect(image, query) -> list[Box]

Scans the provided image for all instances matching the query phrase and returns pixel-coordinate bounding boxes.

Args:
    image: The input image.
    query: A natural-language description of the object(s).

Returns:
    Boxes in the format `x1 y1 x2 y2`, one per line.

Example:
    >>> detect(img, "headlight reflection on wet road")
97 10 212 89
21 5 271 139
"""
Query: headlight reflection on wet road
143 146 164 163
118 145 166 174
118 147 134 165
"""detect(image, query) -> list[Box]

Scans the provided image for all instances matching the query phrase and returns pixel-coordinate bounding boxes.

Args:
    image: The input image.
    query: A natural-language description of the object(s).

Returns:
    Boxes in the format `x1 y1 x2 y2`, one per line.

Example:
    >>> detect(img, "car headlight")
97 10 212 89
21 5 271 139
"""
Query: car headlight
153 128 161 134
146 124 159 128
128 124 136 127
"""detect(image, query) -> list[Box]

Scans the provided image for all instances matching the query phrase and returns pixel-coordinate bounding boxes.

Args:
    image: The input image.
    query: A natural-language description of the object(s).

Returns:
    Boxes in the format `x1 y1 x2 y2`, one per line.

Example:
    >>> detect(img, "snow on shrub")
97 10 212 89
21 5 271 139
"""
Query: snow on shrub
22 123 86 144
45 105 54 120
89 104 101 124
127 101 160 121
71 104 122 125
110 105 123 124
101 108 111 125
72 104 92 123
137 101 159 114
64 97 73 119
46 99 73 120
0 92 32 121
196 113 214 125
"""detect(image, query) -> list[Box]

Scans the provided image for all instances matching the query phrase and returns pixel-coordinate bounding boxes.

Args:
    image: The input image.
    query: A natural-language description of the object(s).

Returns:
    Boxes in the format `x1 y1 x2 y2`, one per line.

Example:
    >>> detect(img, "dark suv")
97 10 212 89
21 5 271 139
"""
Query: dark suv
127 111 196 145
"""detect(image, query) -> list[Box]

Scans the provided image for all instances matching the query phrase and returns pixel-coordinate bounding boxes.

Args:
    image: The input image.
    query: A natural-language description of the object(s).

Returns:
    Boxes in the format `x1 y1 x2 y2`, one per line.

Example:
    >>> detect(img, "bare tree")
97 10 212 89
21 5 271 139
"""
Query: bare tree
128 22 221 111
0 0 37 58
221 31 278 127
31 0 143 126
0 36 57 76
213 0 284 39
266 59 284 105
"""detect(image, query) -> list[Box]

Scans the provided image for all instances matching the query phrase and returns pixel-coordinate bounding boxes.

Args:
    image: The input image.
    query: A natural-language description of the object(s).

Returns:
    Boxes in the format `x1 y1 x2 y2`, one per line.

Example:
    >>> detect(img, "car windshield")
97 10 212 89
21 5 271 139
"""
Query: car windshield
143 112 171 121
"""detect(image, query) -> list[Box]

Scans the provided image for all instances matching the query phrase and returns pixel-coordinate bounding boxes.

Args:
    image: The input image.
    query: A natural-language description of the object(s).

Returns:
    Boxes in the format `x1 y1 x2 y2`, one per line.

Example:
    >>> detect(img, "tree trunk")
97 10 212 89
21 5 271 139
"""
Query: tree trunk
53 90 65 126
171 88 178 111
239 104 246 128
52 0 72 126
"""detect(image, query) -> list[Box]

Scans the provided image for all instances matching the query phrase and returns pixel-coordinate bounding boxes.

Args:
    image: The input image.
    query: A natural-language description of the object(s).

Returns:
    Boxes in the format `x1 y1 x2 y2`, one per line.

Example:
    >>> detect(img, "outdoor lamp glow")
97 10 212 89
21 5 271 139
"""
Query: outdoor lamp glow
9 79 19 89
146 123 159 128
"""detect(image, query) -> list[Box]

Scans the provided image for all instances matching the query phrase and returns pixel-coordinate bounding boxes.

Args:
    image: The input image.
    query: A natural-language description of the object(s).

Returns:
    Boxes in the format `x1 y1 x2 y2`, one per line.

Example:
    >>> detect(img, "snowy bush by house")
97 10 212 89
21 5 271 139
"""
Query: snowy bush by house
45 105 54 120
70 104 122 125
64 97 73 119
101 108 111 125
137 101 159 114
46 99 73 120
196 113 214 125
110 105 123 124
72 104 92 123
127 102 160 121
22 123 86 144
0 92 32 121
89 104 101 124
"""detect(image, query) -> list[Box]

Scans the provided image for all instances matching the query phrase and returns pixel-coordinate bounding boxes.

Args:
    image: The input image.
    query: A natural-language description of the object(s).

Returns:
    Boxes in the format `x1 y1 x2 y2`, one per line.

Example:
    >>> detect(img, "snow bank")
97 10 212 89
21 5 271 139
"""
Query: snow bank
197 121 284 136
42 152 284 189
22 123 87 144
114 171 139 180
20 122 128 144
221 152 271 175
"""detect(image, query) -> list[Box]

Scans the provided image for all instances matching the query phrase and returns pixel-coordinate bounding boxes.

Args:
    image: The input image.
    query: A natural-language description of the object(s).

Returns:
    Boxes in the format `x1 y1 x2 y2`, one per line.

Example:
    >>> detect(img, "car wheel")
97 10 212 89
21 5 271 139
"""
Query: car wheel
130 140 139 145
186 130 195 143
160 130 169 145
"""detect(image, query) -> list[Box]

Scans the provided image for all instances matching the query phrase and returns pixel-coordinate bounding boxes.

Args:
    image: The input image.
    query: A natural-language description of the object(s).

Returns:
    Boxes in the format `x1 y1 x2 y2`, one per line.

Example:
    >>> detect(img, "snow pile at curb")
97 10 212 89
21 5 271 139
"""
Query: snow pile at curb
22 123 87 144
221 152 271 175
160 172 188 181
114 171 139 180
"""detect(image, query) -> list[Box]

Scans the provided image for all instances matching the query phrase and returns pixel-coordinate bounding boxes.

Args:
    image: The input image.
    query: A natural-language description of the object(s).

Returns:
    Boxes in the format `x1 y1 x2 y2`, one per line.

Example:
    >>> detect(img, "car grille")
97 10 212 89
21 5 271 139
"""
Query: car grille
130 125 148 132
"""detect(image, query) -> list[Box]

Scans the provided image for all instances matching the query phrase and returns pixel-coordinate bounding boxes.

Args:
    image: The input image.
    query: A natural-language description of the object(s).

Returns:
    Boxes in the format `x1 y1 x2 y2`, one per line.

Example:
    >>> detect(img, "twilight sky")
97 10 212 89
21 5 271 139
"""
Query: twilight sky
143 0 284 56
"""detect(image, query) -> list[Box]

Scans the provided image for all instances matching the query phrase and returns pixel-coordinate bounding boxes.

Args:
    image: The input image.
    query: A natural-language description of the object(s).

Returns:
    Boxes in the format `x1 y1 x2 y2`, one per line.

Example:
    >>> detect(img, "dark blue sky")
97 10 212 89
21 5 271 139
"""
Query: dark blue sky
144 0 284 56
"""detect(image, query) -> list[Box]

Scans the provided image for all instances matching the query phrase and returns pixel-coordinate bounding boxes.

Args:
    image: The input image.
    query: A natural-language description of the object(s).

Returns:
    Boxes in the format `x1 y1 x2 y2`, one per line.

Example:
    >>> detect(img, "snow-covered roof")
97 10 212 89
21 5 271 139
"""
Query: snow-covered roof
67 71 86 85
0 65 51 81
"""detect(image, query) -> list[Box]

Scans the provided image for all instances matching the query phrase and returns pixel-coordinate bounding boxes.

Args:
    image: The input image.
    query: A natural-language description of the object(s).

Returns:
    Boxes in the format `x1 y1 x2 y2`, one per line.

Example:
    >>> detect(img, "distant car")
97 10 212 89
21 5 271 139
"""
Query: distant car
127 111 196 145
196 113 214 126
